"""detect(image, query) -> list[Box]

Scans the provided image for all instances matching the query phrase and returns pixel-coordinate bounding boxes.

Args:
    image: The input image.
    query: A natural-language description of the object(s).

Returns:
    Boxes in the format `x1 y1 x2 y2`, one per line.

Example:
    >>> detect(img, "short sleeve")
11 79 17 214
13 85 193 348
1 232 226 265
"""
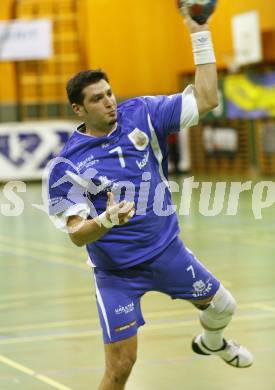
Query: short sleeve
143 84 199 136
52 203 90 232
47 158 88 216
180 85 199 129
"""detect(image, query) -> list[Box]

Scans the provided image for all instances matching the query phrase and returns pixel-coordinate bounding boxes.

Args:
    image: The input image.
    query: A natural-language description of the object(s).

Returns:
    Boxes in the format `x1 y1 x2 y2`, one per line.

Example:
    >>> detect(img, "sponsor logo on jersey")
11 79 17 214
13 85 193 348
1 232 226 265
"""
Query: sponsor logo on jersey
101 142 110 148
101 140 117 148
76 155 99 171
115 302 134 315
192 279 213 298
128 128 149 151
136 151 149 169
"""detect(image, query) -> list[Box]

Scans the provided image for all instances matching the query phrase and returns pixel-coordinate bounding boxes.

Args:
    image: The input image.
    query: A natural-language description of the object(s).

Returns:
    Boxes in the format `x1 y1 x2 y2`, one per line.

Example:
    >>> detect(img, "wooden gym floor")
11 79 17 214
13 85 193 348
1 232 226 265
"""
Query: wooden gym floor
0 175 274 389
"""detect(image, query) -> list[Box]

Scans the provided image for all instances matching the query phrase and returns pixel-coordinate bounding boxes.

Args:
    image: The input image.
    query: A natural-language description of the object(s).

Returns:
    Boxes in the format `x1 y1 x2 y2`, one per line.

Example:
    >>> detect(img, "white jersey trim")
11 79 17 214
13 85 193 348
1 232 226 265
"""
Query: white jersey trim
180 85 199 129
147 114 169 189
52 203 90 231
94 274 111 341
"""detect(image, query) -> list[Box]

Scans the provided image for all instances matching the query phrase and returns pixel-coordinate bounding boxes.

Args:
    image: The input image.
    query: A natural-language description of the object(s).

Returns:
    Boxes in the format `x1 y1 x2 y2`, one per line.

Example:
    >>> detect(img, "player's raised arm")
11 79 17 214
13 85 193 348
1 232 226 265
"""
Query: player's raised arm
178 1 219 115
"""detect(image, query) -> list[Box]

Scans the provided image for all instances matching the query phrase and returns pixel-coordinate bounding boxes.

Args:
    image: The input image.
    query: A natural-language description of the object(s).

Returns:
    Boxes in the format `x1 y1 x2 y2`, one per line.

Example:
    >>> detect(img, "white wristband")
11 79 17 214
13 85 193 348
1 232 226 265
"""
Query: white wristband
191 31 216 65
98 211 114 229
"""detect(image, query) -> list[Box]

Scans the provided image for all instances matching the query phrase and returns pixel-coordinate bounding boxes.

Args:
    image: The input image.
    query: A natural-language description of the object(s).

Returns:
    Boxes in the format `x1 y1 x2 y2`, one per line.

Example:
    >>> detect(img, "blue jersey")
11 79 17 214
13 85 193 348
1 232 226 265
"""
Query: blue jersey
48 87 199 270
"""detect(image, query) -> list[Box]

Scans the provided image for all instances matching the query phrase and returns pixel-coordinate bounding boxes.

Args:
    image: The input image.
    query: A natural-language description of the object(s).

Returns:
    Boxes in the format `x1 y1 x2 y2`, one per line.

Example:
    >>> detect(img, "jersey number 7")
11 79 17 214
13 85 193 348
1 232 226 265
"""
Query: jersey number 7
109 147 126 168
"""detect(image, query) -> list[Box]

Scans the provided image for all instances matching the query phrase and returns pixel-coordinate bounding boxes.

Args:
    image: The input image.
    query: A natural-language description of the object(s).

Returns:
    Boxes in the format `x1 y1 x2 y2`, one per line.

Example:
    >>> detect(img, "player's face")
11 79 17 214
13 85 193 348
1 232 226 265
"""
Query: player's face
73 79 117 131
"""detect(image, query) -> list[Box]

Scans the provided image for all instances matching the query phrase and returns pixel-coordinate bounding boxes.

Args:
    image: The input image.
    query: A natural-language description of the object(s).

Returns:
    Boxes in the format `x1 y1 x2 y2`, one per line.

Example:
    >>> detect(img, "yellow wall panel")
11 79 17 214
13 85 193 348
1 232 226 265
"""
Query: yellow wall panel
0 0 17 104
1 0 275 106
79 0 275 97
79 0 187 96
211 0 275 69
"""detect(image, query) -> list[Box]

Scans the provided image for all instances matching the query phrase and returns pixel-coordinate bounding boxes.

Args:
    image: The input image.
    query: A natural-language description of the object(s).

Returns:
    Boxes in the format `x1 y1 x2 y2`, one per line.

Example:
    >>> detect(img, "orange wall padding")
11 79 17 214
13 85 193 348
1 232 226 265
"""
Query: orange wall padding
79 0 275 96
1 0 275 102
0 0 17 103
78 0 186 96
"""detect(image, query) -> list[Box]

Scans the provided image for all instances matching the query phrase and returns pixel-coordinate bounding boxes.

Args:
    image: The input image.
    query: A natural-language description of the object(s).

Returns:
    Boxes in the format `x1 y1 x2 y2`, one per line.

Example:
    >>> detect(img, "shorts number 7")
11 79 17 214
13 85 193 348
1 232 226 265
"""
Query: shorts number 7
186 265 196 279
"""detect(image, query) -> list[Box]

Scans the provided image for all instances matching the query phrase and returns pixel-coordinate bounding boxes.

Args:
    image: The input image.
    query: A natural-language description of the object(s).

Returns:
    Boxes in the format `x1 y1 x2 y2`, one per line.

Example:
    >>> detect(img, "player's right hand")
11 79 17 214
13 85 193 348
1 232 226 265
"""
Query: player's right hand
177 1 209 33
106 192 135 226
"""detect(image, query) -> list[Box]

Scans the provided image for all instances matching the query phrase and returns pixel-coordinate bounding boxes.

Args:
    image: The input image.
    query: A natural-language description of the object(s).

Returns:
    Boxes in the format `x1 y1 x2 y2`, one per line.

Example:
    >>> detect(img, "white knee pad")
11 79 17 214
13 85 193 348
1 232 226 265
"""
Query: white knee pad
200 285 236 331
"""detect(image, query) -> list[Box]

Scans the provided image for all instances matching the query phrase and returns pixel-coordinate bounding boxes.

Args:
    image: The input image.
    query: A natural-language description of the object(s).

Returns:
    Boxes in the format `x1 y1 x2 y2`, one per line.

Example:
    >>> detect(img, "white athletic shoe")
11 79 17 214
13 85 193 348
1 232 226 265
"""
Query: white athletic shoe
192 334 254 368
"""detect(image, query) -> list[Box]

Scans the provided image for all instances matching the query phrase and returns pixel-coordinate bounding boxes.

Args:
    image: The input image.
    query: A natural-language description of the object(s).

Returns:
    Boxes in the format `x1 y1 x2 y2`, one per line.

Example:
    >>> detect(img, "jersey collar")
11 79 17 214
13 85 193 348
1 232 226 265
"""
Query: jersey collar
76 123 118 138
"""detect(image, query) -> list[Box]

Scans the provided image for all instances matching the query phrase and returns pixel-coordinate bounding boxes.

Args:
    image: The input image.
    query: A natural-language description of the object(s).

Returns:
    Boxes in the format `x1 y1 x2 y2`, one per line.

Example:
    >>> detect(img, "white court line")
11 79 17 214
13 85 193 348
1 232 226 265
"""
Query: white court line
0 317 99 333
0 234 81 257
0 302 26 310
185 226 275 247
0 312 274 346
0 244 88 270
0 287 91 302
0 355 73 390
0 329 102 345
0 300 263 333
0 296 94 312
0 301 273 333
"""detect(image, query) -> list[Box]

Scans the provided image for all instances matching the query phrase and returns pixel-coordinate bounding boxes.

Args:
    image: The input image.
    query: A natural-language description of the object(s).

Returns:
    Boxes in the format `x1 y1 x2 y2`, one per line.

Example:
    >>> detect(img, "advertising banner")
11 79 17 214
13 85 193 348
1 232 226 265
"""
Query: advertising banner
224 73 275 119
0 19 52 61
0 121 75 181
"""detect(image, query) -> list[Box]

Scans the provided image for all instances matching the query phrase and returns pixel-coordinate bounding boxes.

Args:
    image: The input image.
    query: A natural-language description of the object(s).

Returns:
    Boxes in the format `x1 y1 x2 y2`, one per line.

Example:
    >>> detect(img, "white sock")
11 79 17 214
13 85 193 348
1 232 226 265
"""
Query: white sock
202 329 224 350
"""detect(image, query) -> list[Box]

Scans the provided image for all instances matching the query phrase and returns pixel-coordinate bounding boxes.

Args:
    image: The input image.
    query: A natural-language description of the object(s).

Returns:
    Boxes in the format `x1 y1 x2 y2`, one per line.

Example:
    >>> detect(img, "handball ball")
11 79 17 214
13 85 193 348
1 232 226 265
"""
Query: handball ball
177 0 217 25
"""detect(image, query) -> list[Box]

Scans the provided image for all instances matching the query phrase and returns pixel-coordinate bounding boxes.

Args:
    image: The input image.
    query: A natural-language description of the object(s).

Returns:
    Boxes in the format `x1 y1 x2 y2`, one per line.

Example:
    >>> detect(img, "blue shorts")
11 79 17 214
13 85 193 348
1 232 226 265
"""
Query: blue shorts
93 237 220 344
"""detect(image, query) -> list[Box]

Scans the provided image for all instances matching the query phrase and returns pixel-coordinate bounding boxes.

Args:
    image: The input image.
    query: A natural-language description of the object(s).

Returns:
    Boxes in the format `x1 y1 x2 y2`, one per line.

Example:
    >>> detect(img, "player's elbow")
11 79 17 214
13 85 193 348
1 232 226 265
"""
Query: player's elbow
195 87 219 115
69 233 86 247
206 97 219 112
209 93 219 110
67 215 88 246
198 95 218 115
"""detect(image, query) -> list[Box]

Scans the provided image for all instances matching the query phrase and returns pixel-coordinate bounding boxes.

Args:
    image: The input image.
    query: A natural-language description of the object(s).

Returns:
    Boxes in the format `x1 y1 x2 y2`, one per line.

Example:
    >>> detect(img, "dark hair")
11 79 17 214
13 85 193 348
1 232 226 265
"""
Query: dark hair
66 69 109 105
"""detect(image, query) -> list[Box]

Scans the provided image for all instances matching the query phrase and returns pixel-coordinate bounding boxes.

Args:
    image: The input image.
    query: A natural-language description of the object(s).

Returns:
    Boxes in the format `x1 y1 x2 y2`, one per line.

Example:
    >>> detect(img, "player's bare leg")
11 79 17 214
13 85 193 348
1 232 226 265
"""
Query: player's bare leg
189 285 253 368
99 335 137 390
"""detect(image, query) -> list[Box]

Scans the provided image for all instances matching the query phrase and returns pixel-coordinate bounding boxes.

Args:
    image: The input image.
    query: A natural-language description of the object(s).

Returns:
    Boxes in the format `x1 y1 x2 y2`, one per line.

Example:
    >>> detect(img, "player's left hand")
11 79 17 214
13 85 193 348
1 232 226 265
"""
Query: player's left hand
106 192 135 226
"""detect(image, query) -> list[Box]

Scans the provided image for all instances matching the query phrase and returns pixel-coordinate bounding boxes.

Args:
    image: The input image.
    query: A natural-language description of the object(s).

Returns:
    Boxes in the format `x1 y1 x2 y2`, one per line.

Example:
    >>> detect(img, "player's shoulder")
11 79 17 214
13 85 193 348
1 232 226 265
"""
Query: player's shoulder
48 129 83 178
57 127 84 158
117 96 150 113
118 94 179 116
